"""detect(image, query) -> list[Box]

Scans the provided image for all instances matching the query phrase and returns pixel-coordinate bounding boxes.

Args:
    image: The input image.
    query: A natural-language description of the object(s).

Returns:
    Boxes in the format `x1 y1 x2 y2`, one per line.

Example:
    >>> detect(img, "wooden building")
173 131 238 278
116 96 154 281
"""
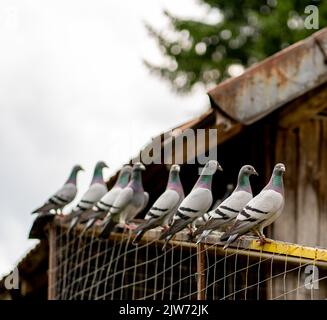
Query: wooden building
2 27 327 300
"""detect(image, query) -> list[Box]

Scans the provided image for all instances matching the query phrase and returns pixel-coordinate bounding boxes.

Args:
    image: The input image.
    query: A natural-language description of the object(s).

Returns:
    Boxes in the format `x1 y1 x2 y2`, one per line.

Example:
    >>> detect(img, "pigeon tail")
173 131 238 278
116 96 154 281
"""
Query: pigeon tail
220 230 231 242
159 229 168 240
162 235 173 251
85 218 96 231
67 216 79 233
31 207 42 214
134 218 160 235
80 218 96 237
31 203 56 214
223 234 239 250
132 230 145 245
191 225 206 239
99 218 117 239
196 230 211 244
159 218 191 240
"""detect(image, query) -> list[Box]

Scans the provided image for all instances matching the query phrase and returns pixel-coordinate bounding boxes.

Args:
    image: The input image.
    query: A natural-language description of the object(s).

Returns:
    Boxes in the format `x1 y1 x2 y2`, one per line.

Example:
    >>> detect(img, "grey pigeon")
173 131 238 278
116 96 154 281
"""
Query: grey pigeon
99 162 149 239
194 183 234 228
79 165 132 234
29 164 83 239
221 163 285 249
132 164 184 244
67 161 108 231
195 165 257 243
159 160 223 248
32 164 83 214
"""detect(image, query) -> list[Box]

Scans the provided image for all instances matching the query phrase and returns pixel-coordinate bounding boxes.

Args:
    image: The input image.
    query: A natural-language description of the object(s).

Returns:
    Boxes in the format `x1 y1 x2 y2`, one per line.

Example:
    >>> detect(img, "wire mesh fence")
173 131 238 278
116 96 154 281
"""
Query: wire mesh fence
48 222 327 300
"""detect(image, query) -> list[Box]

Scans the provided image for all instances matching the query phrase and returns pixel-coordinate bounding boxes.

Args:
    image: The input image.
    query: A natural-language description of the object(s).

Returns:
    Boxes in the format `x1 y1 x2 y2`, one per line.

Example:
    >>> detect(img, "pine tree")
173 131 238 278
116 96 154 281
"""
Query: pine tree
145 0 327 93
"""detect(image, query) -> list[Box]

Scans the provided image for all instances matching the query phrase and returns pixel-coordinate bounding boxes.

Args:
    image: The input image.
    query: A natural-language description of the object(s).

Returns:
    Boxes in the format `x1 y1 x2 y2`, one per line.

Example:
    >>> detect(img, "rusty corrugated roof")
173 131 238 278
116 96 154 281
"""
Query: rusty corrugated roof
208 28 327 125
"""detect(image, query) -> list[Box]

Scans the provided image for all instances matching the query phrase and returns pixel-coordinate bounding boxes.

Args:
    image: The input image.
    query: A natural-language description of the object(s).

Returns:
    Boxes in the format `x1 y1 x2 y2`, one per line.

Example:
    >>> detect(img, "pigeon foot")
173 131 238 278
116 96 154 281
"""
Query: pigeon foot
124 223 137 230
256 235 271 246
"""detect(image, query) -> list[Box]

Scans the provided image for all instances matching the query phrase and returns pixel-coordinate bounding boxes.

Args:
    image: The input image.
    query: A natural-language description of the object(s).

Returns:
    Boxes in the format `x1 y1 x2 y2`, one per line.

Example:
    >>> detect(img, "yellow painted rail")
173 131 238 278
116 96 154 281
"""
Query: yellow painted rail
249 240 327 263
53 217 327 265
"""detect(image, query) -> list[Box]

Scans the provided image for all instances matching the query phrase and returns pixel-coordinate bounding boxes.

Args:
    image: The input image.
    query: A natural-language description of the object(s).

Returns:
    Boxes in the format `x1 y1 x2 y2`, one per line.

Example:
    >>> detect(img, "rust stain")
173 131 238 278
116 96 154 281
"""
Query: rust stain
208 28 327 124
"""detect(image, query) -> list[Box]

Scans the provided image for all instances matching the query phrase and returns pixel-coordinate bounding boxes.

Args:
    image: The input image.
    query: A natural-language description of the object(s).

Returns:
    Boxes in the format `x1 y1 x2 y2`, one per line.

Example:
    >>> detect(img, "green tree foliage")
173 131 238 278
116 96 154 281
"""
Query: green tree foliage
145 0 327 93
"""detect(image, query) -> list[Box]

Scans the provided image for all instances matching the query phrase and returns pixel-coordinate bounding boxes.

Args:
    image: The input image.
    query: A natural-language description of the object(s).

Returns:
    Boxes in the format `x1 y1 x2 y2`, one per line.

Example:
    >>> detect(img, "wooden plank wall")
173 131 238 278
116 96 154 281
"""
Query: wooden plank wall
273 118 327 247
272 117 327 299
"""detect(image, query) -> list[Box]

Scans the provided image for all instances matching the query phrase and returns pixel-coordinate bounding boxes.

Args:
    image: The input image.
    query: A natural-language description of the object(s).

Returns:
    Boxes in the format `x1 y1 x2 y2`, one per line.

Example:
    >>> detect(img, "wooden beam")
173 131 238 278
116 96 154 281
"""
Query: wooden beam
47 224 57 300
196 243 206 300
279 83 327 128
216 122 243 146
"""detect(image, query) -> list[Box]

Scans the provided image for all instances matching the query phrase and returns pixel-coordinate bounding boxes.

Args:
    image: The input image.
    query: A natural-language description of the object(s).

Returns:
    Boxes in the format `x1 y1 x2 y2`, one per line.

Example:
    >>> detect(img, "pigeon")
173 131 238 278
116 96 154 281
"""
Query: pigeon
79 165 133 234
67 161 108 231
194 165 258 244
221 163 286 249
32 164 84 214
29 164 83 239
99 162 149 239
132 164 184 244
159 160 222 248
194 183 234 228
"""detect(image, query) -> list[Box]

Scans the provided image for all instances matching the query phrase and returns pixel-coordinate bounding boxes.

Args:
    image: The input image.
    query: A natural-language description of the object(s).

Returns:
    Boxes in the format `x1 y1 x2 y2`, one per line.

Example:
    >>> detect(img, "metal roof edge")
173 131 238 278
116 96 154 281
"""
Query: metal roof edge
208 28 327 125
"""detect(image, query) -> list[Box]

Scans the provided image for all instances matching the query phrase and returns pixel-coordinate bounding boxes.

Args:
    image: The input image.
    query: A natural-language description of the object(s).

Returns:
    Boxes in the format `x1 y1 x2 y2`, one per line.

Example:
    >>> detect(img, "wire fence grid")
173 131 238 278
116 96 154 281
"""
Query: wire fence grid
48 225 327 300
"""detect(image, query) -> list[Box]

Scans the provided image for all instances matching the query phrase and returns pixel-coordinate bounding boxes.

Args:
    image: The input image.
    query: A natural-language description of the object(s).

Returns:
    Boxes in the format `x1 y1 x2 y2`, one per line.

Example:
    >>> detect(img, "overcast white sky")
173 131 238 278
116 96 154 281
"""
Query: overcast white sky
0 0 217 276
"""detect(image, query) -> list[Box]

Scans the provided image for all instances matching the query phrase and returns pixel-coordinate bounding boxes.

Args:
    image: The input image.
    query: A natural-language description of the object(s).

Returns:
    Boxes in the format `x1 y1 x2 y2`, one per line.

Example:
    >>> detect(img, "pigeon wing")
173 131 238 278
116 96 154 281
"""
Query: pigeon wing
223 189 284 238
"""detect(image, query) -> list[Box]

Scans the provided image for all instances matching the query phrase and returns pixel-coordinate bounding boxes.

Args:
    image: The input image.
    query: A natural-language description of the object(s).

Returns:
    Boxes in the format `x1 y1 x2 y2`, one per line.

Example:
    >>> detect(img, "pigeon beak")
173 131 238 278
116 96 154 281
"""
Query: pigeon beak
280 166 286 172
140 164 146 171
173 165 180 172
218 164 223 172
253 170 259 176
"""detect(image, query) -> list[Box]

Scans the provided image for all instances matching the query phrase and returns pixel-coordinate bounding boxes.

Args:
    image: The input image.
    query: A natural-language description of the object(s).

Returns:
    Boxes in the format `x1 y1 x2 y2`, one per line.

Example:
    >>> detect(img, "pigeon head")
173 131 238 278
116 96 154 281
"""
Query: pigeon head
236 165 257 193
66 164 84 184
96 161 109 170
195 160 222 190
273 163 286 175
200 160 223 176
170 164 180 173
73 164 84 173
92 161 109 184
167 164 183 191
266 163 286 193
133 162 146 172
240 165 258 177
129 162 145 190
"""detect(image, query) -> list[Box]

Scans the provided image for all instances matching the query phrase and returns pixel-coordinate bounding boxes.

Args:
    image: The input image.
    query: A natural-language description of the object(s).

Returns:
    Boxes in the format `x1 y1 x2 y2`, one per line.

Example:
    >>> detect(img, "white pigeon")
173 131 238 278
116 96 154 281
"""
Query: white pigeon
99 162 149 239
195 165 257 243
159 160 223 248
132 164 184 244
32 164 84 215
79 165 132 234
221 163 286 249
67 161 108 231
193 184 234 228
